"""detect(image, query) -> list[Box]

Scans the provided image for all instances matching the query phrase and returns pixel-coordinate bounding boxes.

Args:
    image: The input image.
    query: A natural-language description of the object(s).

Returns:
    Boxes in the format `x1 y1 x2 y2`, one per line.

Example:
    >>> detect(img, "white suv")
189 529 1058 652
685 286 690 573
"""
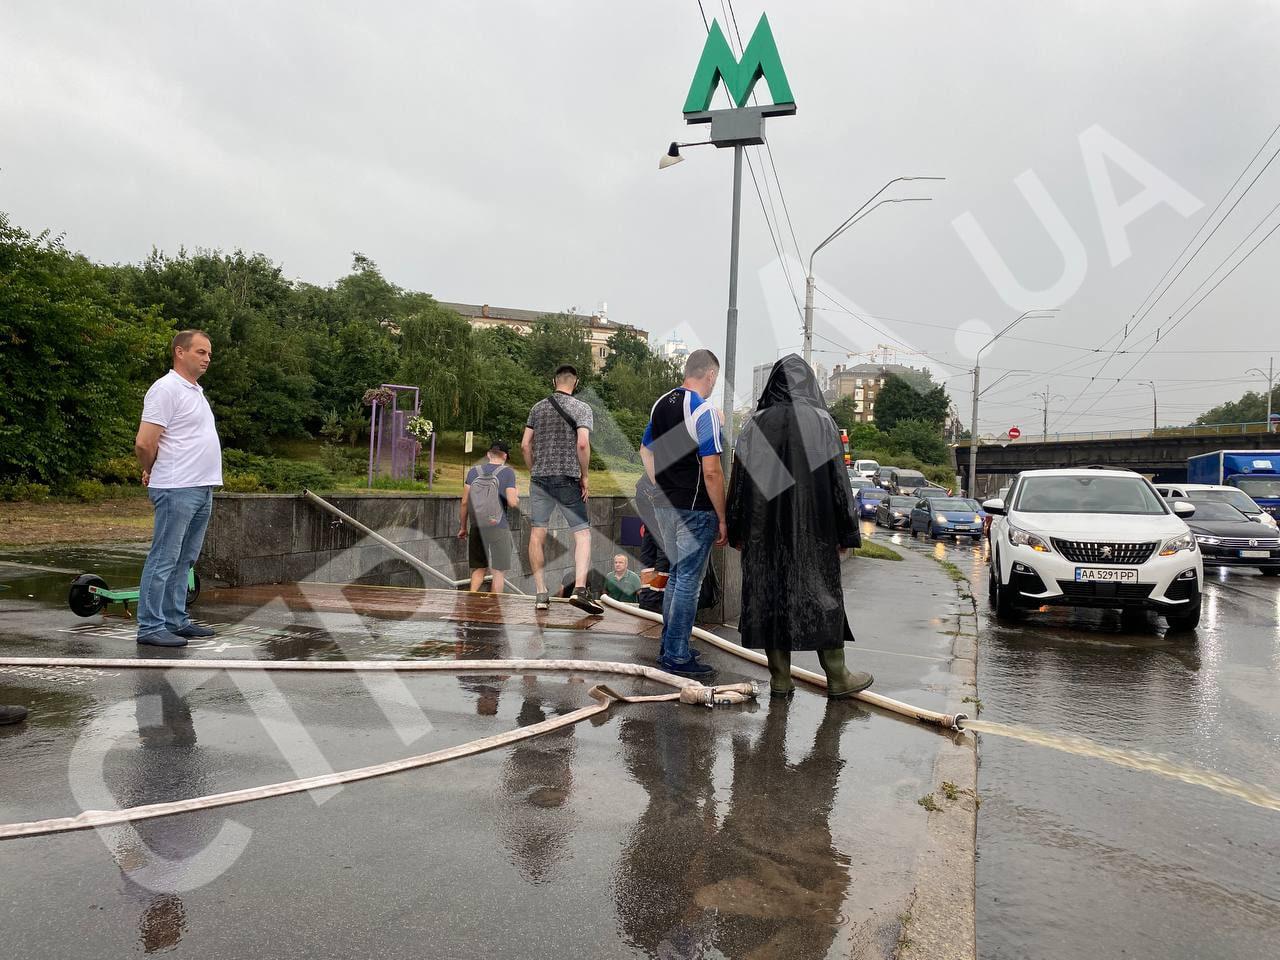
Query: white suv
985 468 1203 631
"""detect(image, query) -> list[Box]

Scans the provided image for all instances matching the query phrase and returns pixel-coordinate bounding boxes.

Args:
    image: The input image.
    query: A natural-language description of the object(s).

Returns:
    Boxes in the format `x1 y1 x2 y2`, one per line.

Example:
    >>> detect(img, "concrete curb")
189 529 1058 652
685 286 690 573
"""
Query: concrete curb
891 549 979 960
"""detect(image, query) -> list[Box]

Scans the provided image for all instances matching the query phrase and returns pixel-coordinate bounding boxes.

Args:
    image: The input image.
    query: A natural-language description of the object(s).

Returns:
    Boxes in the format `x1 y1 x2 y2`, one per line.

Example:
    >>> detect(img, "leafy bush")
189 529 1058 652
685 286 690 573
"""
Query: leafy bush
221 450 334 492
0 481 51 502
68 478 108 502
92 456 140 485
222 472 264 493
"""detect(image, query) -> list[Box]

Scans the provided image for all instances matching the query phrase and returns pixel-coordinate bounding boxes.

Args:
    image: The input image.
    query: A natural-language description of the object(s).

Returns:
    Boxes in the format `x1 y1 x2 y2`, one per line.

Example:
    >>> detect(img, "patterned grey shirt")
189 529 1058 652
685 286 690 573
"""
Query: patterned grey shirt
526 393 594 479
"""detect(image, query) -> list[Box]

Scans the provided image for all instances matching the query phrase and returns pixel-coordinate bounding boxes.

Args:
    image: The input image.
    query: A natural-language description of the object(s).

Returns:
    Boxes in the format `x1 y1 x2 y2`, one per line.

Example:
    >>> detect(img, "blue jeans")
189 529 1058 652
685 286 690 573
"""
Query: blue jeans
655 506 717 666
137 486 214 638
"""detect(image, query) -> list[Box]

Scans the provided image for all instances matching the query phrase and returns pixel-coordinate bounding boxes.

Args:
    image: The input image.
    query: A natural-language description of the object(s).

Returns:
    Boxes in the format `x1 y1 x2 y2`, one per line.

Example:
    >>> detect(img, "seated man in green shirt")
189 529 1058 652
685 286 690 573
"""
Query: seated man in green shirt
604 553 642 603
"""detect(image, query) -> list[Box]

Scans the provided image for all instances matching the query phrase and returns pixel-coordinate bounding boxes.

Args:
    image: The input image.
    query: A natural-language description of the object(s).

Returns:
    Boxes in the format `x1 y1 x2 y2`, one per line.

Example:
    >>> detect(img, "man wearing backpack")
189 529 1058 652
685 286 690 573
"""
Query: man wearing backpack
521 363 604 615
458 441 520 593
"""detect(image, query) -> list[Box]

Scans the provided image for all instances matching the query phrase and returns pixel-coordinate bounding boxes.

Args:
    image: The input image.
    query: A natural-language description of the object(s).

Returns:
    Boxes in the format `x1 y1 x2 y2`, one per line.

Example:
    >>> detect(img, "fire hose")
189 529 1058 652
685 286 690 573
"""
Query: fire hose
0 658 756 840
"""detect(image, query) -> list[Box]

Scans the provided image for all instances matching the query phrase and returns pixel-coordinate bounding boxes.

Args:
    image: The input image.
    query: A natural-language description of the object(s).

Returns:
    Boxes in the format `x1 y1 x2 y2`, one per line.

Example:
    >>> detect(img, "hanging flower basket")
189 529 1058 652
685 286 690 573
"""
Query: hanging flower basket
362 387 395 408
405 416 434 444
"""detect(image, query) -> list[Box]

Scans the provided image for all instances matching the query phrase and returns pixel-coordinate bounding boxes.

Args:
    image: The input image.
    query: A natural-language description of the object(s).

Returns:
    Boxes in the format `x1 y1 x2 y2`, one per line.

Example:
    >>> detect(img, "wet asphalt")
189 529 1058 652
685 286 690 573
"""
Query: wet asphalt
873 524 1280 960
0 541 971 959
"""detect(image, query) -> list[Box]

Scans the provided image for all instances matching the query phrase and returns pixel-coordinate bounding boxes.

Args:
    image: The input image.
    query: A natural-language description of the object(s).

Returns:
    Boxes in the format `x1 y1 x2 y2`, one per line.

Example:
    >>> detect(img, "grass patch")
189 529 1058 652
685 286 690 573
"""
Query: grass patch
941 781 959 802
961 695 984 716
853 541 903 562
916 793 941 812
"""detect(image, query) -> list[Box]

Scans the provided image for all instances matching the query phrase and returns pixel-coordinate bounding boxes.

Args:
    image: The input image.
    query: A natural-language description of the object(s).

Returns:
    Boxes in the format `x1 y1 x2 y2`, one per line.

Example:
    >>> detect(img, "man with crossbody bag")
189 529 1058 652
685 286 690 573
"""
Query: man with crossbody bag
521 363 604 614
459 441 519 593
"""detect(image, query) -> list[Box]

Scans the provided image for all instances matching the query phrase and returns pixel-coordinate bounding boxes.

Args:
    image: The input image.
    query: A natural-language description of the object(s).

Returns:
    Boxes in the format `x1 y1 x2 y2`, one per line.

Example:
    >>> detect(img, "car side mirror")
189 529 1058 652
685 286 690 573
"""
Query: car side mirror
1172 501 1196 518
982 498 1006 516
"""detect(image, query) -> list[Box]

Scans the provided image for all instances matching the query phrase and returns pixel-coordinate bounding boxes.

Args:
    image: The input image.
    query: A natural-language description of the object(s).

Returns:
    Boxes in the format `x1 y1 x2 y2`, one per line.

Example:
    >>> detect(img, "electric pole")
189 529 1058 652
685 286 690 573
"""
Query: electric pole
1246 358 1276 433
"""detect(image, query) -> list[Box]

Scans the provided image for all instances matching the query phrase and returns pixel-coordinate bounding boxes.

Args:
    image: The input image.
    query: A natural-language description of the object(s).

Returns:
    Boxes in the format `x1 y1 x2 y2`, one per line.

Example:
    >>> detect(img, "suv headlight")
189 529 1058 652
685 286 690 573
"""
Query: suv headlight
1195 535 1220 546
1160 532 1196 556
1008 524 1052 553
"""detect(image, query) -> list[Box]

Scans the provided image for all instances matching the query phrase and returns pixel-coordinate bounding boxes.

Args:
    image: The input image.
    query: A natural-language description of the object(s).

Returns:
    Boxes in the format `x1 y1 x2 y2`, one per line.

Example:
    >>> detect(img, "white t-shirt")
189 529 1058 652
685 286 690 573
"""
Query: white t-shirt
141 370 223 488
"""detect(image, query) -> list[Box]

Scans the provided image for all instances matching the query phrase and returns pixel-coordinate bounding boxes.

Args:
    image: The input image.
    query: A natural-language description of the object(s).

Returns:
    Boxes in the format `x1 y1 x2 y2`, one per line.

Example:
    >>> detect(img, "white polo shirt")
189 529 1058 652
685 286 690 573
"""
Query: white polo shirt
141 370 223 488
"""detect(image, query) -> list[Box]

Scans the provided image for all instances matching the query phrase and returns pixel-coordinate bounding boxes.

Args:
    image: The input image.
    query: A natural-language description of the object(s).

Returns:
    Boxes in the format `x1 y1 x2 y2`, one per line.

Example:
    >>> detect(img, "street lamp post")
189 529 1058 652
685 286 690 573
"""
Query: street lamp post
1143 380 1158 434
1030 388 1066 441
802 178 943 366
967 310 1057 498
1246 357 1276 433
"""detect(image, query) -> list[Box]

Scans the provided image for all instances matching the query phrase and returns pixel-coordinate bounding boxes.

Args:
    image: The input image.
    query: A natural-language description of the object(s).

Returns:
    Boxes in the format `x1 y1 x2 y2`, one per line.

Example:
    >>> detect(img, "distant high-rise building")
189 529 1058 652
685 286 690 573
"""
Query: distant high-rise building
826 362 921 424
658 336 690 362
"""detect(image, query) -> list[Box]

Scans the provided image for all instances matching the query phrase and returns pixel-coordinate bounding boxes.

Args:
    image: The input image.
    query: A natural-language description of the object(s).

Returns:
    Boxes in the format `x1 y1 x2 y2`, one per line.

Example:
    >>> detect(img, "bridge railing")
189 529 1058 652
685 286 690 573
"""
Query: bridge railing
960 421 1277 446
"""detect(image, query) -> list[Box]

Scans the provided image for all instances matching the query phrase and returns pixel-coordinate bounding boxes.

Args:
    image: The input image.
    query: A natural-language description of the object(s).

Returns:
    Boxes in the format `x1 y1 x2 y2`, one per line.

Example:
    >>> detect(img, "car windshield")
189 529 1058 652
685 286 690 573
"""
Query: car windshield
855 460 879 471
932 499 974 511
917 488 946 497
962 499 983 511
862 489 887 500
1234 477 1280 499
1188 501 1248 521
849 478 872 489
896 471 927 485
1013 475 1167 514
1187 489 1260 513
889 497 916 508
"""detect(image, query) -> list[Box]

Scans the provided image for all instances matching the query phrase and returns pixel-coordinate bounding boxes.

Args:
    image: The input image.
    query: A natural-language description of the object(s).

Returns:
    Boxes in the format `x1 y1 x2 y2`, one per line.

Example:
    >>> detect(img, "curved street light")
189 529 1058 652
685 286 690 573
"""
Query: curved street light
803 177 945 364
967 310 1058 497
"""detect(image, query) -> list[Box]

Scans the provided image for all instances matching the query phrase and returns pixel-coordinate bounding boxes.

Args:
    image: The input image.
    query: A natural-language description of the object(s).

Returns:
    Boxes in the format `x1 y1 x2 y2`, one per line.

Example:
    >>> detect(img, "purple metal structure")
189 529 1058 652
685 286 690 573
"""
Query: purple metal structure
366 384 421 486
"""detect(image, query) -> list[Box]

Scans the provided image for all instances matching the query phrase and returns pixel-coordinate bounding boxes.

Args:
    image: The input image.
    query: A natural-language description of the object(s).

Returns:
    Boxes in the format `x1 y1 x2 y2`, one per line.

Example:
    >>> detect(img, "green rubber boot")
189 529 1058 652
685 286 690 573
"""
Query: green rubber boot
818 647 874 699
765 648 795 698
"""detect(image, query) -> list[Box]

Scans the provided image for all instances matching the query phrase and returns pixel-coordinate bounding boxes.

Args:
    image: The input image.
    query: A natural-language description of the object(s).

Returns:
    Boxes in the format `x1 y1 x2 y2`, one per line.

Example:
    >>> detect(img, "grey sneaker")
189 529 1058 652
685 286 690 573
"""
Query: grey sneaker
535 592 550 611
137 630 189 648
569 588 604 616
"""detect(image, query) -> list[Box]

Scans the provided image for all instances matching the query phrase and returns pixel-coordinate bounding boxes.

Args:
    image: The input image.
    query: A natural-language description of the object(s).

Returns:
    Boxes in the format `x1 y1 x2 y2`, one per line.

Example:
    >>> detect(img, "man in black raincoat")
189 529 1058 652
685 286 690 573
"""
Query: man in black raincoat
726 355 873 698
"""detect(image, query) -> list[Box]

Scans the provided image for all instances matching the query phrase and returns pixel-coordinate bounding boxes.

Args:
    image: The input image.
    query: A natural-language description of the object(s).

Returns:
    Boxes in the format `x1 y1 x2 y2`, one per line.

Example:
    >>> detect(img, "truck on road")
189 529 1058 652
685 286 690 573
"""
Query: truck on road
1186 450 1280 520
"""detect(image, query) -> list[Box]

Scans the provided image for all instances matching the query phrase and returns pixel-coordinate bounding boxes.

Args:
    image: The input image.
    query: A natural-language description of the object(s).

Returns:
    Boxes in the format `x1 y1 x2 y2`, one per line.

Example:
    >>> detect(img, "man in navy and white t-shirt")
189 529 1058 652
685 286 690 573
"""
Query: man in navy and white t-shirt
133 330 222 648
640 349 726 678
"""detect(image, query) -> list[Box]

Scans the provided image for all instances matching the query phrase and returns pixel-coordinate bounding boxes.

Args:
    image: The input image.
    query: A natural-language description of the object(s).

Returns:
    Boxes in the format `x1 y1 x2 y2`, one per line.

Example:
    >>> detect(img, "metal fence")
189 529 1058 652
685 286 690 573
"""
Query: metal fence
970 421 1277 446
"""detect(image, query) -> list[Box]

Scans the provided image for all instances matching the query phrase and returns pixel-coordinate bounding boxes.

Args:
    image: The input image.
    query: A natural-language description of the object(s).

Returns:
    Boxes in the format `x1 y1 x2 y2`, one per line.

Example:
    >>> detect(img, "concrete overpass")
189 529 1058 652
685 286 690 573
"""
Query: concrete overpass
954 424 1279 496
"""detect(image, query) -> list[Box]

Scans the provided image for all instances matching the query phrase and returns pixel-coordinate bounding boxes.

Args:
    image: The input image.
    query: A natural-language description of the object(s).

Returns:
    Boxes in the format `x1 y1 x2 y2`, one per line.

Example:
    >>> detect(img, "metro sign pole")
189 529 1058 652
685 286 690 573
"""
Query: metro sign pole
674 13 795 465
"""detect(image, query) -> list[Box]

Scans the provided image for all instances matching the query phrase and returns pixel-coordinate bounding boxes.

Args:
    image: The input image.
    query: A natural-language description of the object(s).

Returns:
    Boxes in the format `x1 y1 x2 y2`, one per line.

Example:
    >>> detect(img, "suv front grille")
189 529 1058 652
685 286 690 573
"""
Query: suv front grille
1052 539 1157 564
1055 581 1153 602
1204 536 1280 548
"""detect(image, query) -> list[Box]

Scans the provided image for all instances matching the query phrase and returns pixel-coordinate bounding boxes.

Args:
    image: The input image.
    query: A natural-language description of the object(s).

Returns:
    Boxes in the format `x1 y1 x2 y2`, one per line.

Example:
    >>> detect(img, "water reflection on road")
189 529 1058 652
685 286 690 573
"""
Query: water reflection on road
870 521 1280 960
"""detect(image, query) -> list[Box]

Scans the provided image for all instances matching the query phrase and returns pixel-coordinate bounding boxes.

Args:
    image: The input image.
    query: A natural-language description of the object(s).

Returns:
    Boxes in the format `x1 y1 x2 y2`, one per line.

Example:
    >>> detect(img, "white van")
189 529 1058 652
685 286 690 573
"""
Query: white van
854 459 880 480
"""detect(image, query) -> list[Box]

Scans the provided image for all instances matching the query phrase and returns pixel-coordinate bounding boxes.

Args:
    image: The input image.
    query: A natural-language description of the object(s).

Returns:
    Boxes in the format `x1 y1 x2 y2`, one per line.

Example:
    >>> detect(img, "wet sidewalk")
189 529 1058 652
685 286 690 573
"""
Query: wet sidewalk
0 535 976 960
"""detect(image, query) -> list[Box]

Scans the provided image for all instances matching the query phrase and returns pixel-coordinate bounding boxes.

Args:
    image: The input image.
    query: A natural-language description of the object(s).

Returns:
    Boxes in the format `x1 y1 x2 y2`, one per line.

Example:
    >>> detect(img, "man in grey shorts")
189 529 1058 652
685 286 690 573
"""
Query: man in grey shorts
521 363 604 615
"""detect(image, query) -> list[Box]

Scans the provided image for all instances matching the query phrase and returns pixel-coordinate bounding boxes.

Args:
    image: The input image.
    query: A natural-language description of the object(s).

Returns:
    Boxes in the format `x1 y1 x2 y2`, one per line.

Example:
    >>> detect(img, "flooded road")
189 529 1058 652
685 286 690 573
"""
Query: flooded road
0 541 972 959
877 525 1280 959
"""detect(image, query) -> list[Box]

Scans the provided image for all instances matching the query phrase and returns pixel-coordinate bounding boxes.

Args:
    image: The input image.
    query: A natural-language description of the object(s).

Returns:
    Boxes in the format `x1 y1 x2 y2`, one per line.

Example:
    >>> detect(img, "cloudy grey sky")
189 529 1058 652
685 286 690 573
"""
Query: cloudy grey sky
4 1 1279 435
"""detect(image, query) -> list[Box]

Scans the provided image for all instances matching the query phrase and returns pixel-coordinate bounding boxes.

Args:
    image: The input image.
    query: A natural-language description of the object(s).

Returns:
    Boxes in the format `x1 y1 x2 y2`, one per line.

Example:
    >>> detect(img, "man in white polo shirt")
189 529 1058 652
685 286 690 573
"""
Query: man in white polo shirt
133 329 223 647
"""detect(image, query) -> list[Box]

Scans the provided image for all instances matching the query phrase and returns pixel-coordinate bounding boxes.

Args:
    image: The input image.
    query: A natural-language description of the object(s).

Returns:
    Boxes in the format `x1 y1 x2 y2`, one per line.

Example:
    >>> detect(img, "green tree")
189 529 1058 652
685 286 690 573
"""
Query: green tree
399 302 483 431
524 313 594 387
873 371 949 431
0 215 169 485
829 395 859 431
601 327 652 375
1195 387 1278 426
888 418 949 464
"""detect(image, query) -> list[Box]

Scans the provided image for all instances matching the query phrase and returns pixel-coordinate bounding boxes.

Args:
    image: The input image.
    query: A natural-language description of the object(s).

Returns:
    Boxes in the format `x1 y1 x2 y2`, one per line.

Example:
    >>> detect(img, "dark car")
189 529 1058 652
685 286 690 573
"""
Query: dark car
885 468 929 495
857 486 888 519
875 495 917 529
916 486 950 500
910 497 985 539
1185 500 1280 574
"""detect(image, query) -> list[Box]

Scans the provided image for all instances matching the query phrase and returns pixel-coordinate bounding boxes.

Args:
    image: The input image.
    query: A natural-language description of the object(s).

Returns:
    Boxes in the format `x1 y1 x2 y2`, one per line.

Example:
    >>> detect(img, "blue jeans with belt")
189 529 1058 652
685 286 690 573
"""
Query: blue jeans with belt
137 486 214 638
655 506 717 666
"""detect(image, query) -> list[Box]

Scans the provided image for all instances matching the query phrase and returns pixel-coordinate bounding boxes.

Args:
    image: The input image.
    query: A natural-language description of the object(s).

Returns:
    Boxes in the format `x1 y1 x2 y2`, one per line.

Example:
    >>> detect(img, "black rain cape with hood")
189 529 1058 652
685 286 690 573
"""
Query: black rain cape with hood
726 355 861 651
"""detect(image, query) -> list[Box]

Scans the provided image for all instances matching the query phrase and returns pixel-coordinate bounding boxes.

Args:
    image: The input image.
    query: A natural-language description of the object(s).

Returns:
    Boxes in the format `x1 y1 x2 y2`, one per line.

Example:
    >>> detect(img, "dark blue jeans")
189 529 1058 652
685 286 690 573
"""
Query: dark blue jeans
137 486 213 637
655 506 717 666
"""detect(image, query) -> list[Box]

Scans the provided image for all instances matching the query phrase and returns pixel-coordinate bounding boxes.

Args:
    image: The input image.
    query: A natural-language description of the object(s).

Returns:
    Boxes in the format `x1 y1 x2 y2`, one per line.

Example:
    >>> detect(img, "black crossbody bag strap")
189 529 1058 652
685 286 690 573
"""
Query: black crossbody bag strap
546 393 579 432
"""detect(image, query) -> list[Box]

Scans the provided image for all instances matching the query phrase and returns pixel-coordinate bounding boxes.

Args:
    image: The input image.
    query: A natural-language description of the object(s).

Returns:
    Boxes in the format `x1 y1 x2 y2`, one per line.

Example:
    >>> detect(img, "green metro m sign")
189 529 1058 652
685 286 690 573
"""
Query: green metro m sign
683 13 795 114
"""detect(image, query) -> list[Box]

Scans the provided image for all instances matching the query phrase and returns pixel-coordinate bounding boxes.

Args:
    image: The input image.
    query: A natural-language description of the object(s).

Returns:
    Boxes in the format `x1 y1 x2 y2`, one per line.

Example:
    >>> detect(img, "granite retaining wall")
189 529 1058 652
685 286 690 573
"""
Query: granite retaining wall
198 492 741 623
